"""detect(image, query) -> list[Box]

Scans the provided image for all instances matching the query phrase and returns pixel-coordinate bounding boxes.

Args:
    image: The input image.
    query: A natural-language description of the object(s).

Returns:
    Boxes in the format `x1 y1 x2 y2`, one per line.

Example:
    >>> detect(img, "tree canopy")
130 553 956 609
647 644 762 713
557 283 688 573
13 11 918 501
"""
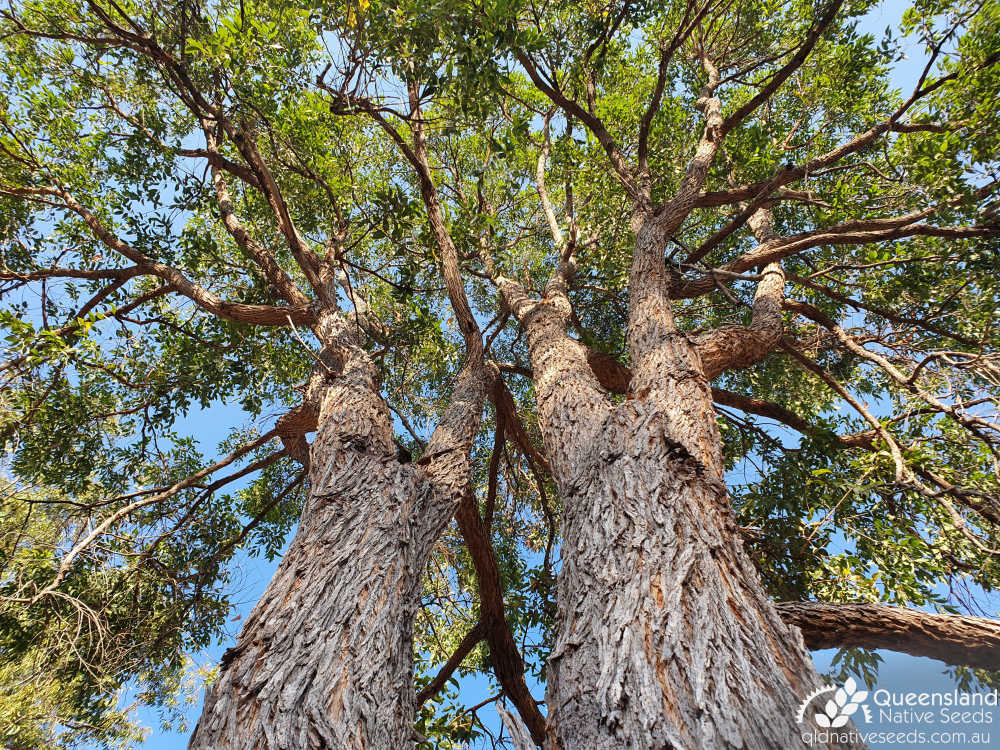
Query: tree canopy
1 0 998 746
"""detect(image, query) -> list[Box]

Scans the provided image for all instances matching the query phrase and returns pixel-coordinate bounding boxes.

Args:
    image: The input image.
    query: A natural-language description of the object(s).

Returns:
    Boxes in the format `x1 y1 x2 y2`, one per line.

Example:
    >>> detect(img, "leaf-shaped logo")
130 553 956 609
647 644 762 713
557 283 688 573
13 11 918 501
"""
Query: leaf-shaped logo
797 678 872 730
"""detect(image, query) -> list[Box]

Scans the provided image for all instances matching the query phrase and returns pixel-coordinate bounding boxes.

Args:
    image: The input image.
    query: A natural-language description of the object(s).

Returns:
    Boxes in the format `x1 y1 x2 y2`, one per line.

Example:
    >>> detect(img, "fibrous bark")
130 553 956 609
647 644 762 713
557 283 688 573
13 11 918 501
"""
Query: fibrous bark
190 311 488 749
779 602 1000 672
539 359 848 749
493 209 864 748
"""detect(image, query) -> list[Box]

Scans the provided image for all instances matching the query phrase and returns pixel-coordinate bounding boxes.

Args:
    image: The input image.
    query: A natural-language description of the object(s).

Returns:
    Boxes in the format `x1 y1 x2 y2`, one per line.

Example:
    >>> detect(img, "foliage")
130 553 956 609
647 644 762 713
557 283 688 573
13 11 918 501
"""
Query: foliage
0 0 998 746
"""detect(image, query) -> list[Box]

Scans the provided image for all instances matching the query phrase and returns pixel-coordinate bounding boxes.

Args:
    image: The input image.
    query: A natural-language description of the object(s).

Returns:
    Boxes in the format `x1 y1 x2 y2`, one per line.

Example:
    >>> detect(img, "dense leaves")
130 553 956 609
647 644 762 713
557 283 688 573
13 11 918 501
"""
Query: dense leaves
1 0 998 746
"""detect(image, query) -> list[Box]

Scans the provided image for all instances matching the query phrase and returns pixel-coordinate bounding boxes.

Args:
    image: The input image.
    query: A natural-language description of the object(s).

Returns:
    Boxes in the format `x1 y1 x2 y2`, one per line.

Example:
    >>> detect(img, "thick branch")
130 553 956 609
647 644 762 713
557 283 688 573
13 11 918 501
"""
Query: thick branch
627 54 723 401
335 269 392 343
692 261 785 379
497 702 538 750
203 122 309 307
778 602 1000 671
220 127 329 302
357 88 483 358
584 348 875 447
494 378 551 475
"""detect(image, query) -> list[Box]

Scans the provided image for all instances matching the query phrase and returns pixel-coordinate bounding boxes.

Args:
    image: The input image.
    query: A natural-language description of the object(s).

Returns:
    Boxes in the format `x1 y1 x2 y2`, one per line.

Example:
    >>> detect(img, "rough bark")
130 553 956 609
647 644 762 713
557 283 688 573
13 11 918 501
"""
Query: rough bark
498 211 864 749
779 602 1000 671
541 395 852 749
189 311 488 749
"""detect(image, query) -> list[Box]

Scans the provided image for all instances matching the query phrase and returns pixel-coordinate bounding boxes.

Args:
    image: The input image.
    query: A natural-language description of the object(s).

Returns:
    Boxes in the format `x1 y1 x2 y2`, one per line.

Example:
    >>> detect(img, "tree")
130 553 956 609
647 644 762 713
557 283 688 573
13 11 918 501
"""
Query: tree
1 0 998 748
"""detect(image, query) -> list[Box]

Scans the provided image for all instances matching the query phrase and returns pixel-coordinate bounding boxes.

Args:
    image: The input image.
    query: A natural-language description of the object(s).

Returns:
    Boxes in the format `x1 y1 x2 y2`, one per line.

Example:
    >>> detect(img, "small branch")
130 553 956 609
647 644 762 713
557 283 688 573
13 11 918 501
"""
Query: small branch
25 429 280 603
720 0 845 135
285 314 336 377
496 701 538 750
415 622 485 707
455 479 547 746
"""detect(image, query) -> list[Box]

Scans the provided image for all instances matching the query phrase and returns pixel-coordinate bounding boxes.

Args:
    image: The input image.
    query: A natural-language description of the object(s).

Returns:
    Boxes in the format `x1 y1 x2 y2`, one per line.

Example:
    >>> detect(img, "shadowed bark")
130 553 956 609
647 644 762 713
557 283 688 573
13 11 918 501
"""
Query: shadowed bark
189 311 490 749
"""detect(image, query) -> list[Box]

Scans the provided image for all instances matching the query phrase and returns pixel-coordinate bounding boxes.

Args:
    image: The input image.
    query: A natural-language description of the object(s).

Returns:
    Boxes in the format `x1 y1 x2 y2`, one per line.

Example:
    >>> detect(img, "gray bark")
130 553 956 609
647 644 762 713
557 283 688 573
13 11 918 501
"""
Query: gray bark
189 310 488 749
779 602 1000 671
498 213 865 749
543 397 845 749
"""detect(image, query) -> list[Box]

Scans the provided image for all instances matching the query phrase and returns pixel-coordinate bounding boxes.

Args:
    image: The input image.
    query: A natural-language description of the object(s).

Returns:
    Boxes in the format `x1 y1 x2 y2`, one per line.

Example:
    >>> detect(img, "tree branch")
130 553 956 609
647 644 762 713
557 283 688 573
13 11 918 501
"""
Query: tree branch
202 121 310 307
496 701 539 750
455 483 547 746
513 51 637 200
673 210 1000 300
415 621 486 707
0 186 315 326
23 429 280 603
720 0 845 135
583 348 876 448
696 48 1000 210
778 602 1000 671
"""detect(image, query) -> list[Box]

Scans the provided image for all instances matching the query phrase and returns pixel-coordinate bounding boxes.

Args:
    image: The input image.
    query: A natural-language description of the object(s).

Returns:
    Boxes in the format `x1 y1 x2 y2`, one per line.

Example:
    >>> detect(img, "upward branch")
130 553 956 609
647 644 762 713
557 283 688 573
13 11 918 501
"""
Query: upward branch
0 185 315 326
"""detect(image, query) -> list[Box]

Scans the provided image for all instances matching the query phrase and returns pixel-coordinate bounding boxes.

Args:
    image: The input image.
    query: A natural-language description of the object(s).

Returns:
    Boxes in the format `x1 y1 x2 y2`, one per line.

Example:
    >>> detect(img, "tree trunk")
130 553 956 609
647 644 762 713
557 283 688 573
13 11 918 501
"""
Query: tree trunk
189 449 427 749
505 217 865 748
543 397 846 749
190 311 488 750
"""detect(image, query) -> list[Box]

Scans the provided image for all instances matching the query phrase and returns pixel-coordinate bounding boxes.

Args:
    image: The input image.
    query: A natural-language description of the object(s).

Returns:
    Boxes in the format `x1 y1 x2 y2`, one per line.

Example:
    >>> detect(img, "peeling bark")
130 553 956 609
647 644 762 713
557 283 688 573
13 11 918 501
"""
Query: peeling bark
779 602 1000 671
510 212 864 749
189 311 489 749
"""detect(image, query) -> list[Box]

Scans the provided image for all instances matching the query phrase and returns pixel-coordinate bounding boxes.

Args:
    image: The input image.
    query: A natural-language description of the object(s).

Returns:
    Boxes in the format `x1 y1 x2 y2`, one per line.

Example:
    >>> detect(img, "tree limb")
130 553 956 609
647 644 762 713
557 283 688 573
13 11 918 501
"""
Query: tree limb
720 0 845 136
415 621 485 707
202 121 309 307
1 186 315 326
455 485 547 746
778 602 1000 671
